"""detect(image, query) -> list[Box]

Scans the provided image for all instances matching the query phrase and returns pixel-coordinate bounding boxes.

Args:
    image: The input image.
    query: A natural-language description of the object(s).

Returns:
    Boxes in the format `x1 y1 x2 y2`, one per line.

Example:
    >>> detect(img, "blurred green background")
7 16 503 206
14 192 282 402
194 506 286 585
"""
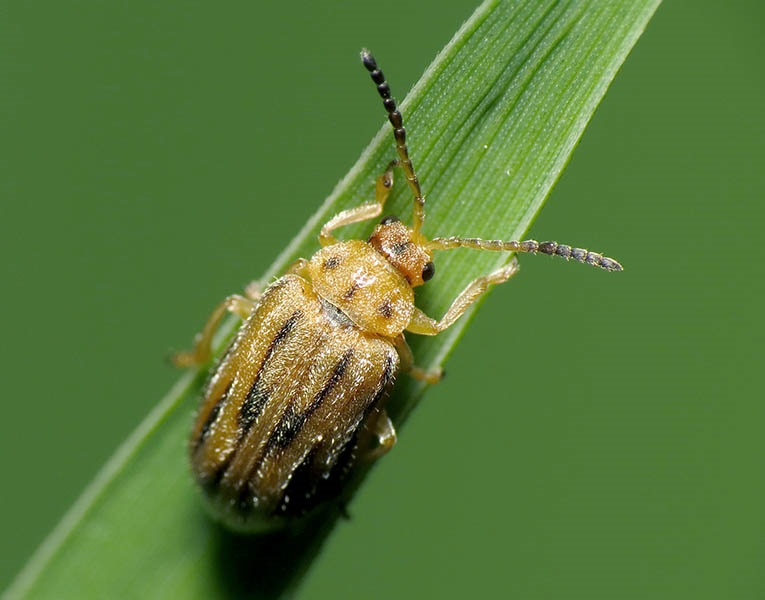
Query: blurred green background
2 1 763 598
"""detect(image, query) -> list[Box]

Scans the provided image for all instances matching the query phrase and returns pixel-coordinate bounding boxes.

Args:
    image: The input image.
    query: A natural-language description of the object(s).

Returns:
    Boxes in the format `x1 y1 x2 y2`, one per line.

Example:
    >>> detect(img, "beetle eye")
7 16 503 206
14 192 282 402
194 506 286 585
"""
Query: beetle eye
380 215 399 225
422 261 435 282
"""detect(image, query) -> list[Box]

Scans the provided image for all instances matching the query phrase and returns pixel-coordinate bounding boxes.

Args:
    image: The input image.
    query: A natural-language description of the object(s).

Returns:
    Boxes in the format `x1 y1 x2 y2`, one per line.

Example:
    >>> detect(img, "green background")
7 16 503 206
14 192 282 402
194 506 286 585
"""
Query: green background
2 1 763 598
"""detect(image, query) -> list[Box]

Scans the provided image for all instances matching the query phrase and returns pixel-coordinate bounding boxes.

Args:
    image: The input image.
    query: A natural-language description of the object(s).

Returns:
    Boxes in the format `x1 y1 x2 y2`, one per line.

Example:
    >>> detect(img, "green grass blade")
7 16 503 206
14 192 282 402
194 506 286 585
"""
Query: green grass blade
4 1 660 598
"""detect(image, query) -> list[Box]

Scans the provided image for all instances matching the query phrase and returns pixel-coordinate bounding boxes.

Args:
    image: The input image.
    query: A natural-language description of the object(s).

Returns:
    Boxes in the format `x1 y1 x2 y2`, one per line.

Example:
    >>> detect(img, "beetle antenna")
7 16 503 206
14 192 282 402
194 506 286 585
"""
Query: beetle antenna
361 49 426 234
428 237 623 272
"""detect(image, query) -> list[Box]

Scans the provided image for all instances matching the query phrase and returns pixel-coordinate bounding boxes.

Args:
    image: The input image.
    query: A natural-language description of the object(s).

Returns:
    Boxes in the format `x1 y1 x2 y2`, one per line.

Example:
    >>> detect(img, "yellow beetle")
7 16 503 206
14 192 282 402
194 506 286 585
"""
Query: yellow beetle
175 50 622 531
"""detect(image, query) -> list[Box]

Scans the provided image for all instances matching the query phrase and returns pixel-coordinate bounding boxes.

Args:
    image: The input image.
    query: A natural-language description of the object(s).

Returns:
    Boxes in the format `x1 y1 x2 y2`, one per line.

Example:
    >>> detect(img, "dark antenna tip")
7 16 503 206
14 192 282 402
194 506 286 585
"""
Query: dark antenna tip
359 47 427 233
360 49 376 71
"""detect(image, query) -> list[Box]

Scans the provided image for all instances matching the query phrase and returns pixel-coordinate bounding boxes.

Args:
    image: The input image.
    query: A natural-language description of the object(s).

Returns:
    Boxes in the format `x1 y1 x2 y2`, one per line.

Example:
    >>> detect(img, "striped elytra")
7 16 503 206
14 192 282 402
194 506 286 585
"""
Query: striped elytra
190 276 398 528
175 50 622 531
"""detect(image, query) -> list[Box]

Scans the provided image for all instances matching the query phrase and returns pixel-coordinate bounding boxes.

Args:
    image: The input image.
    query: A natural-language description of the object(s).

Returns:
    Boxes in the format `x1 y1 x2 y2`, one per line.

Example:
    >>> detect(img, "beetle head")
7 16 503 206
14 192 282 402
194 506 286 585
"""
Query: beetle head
368 216 435 287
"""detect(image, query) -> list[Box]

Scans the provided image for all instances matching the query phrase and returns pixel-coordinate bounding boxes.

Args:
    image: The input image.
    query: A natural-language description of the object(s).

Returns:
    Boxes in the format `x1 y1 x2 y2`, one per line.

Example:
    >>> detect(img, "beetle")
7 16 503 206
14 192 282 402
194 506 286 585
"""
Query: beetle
174 50 622 531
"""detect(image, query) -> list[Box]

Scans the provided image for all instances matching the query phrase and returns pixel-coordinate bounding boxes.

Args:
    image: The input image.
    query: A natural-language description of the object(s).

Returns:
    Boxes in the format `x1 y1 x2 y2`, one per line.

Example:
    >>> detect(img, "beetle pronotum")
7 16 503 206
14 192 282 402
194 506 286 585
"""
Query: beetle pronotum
174 50 622 531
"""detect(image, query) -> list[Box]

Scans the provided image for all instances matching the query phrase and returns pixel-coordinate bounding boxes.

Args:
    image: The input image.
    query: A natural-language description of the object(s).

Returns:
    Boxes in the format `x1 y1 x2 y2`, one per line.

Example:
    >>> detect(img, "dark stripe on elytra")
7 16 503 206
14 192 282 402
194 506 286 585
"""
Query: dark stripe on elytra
273 352 397 517
200 309 304 490
268 310 304 357
365 353 397 415
266 348 354 451
194 298 303 451
236 310 303 433
353 352 398 443
237 380 270 431
378 353 396 396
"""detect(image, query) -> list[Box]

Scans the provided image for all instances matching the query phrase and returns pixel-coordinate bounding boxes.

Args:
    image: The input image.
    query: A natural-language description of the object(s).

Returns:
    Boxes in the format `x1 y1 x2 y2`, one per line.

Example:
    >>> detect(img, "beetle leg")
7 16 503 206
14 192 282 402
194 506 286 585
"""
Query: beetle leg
286 257 310 277
172 295 256 367
362 408 397 461
243 279 266 301
319 160 397 246
406 257 520 335
394 334 442 384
